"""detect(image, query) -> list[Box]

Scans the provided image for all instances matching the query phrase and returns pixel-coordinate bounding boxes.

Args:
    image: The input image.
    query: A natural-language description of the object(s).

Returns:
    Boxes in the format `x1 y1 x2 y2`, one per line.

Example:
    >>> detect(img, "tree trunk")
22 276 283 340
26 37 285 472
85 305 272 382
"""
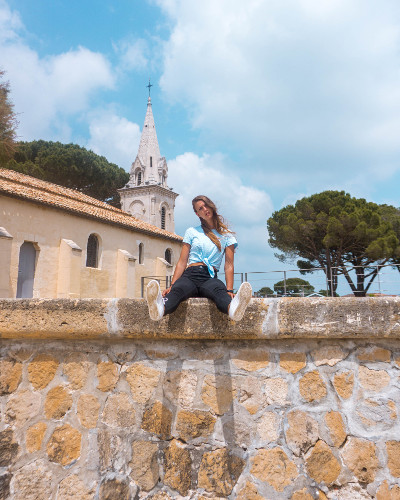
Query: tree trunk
354 266 366 297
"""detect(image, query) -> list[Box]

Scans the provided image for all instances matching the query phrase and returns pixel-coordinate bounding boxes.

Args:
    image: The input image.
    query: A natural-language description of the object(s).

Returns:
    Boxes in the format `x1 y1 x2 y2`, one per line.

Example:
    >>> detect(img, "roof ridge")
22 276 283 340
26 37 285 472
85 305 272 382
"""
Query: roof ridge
0 168 124 214
0 168 182 242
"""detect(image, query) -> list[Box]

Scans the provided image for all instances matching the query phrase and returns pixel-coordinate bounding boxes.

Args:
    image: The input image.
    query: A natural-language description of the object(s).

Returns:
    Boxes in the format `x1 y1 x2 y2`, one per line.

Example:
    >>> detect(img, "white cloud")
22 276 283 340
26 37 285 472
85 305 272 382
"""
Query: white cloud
87 112 141 170
157 0 400 187
169 152 272 226
0 0 23 43
0 3 114 142
168 151 273 274
114 38 149 72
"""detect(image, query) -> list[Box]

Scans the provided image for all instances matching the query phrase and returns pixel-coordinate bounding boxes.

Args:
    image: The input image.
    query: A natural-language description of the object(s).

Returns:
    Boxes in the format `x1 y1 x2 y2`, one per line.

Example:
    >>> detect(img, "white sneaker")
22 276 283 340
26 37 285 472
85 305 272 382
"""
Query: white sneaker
228 282 252 321
146 280 164 321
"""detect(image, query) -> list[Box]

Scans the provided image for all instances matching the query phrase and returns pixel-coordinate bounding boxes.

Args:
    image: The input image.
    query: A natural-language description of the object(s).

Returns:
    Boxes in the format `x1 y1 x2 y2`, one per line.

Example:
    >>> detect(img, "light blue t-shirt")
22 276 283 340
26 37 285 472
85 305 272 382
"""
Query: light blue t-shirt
183 225 238 277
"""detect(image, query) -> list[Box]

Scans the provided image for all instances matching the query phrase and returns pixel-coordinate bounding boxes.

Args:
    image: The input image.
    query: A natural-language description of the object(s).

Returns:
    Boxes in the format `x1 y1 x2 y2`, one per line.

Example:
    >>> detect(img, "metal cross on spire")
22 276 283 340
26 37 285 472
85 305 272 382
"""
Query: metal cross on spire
146 79 153 97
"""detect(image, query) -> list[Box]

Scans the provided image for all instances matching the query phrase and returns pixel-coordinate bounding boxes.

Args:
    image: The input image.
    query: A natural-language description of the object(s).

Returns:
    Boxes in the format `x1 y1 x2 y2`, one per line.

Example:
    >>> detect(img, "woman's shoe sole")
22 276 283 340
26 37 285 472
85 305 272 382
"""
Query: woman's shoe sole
147 280 162 321
231 282 252 321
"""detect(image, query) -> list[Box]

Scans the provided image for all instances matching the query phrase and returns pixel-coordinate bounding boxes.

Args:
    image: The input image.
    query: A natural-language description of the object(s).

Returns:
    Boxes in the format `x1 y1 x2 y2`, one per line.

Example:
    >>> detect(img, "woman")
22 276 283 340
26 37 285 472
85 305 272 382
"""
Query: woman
146 195 252 321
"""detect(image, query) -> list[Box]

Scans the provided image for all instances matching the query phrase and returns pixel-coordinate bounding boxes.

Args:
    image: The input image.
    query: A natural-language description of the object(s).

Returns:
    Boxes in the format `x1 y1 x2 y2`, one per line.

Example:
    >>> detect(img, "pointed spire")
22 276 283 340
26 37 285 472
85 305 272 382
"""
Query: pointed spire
137 95 161 183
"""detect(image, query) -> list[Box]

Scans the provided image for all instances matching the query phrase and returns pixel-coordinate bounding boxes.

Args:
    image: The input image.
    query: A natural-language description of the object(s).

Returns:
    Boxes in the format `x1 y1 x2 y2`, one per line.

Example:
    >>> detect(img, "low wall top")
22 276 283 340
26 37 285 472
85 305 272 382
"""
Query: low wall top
1 297 400 340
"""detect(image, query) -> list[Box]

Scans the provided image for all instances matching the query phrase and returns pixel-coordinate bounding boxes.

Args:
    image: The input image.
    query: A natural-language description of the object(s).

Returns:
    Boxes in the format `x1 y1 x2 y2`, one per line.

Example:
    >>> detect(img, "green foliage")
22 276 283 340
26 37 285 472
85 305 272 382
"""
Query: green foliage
379 204 400 272
273 277 314 296
267 191 400 296
0 70 18 163
4 140 129 207
256 286 274 297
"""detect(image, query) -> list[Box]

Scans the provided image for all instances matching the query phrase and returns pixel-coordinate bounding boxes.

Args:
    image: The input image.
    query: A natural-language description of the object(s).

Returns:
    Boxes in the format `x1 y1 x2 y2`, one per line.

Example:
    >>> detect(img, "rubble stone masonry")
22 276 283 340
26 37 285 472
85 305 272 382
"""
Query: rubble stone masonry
0 297 400 499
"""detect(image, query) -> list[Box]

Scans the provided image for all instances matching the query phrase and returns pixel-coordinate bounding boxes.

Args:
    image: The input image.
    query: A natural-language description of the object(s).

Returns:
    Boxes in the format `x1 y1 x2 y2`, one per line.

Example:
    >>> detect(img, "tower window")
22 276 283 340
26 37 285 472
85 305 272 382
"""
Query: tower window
161 207 166 230
86 234 99 268
139 242 144 264
150 156 153 168
137 171 142 185
165 248 172 264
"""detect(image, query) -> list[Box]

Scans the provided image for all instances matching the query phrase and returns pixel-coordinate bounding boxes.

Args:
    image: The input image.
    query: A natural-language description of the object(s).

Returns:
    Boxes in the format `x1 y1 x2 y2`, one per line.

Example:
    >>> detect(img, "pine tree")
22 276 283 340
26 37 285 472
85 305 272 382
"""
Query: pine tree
0 70 18 164
267 191 400 296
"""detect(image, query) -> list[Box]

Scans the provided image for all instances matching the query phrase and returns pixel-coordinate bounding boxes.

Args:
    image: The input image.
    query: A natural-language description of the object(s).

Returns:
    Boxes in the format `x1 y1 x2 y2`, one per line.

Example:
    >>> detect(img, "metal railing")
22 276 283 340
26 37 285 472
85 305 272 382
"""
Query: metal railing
239 268 328 297
141 268 328 297
329 263 400 297
141 264 400 298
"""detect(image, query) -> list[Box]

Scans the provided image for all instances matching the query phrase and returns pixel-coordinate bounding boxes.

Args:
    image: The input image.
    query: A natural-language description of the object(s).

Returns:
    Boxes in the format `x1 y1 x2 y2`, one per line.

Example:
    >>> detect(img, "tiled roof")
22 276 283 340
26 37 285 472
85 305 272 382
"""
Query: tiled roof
0 168 182 242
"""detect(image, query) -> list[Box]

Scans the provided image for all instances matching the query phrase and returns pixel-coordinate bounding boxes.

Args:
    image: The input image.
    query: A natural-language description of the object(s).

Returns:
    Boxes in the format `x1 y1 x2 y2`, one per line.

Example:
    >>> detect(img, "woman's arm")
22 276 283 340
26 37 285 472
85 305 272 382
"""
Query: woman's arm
224 244 235 299
162 243 190 297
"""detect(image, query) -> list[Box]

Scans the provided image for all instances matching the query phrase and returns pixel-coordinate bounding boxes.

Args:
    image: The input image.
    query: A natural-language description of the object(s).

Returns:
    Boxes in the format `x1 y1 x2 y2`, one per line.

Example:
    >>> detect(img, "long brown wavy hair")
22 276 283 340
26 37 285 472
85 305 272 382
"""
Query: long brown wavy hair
192 195 234 251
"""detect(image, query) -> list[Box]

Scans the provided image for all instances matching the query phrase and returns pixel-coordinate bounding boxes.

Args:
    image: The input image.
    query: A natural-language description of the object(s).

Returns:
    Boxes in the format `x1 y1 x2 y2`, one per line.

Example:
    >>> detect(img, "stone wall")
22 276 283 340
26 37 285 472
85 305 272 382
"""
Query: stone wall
1 297 400 499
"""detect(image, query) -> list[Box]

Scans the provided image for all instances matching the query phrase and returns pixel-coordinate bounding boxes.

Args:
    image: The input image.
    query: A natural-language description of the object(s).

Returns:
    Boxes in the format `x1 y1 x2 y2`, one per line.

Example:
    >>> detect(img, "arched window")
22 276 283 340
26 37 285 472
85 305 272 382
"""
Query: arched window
161 207 166 230
16 242 37 298
137 171 142 185
165 248 172 264
86 234 99 268
139 242 144 264
150 156 153 168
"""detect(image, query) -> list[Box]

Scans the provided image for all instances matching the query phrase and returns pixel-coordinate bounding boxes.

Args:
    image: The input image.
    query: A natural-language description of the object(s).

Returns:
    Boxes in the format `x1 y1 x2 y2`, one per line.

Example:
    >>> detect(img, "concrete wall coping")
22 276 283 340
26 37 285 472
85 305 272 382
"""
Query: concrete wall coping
1 297 400 341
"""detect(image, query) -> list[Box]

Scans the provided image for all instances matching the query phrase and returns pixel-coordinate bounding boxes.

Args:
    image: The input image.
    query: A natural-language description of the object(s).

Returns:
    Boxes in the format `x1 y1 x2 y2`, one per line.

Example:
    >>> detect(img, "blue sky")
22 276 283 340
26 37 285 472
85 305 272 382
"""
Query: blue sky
2 0 400 294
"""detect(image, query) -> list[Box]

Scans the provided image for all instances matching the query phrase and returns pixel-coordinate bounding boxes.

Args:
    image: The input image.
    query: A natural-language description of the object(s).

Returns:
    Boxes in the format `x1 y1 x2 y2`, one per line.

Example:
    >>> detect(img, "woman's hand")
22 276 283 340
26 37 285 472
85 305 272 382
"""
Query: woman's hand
162 286 171 297
227 291 235 299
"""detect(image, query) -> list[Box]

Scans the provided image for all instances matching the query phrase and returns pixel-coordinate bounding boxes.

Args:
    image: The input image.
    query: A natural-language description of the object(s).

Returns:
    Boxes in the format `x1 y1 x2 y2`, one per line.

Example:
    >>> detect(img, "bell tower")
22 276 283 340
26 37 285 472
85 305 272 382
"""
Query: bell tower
119 83 178 232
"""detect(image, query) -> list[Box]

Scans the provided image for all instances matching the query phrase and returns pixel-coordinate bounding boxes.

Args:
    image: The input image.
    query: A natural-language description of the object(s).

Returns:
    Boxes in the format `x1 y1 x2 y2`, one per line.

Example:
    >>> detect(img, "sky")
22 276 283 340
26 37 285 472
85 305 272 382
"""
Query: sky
1 0 400 294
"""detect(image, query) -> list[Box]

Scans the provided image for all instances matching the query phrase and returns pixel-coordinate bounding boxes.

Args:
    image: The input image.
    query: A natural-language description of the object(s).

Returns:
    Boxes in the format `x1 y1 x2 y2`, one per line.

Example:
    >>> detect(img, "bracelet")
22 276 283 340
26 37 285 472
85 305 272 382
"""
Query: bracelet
226 289 234 293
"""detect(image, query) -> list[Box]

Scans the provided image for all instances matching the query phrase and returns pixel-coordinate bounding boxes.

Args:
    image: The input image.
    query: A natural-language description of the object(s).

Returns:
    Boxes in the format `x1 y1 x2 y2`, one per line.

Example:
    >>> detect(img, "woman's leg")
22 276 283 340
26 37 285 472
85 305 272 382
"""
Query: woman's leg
198 277 231 314
163 275 198 315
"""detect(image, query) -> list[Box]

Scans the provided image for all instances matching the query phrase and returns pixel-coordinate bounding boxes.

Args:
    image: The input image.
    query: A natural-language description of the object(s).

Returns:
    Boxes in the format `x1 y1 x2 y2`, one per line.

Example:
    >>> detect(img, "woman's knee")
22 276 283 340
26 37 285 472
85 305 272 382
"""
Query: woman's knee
199 278 226 297
171 277 197 299
163 277 197 314
199 279 231 314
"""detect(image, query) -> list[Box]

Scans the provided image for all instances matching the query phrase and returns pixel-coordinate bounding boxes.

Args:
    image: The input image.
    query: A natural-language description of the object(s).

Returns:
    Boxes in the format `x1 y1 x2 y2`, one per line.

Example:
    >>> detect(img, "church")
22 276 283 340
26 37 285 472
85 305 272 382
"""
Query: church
0 95 182 299
119 92 178 232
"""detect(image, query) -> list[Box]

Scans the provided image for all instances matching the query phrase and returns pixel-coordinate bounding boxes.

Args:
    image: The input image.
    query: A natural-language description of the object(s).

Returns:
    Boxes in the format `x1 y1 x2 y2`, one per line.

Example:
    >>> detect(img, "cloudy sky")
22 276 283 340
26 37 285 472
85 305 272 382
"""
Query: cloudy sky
2 0 400 293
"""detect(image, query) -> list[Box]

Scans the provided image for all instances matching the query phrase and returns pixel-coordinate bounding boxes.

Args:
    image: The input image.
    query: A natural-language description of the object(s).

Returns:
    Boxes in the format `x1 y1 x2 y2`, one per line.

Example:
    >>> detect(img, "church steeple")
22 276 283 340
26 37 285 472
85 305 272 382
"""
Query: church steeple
136 97 162 185
128 90 168 188
118 84 178 232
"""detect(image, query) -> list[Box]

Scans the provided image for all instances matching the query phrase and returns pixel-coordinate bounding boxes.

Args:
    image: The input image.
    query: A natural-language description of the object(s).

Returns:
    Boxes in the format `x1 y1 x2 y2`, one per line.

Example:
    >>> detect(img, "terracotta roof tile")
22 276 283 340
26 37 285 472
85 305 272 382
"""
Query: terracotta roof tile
0 168 182 242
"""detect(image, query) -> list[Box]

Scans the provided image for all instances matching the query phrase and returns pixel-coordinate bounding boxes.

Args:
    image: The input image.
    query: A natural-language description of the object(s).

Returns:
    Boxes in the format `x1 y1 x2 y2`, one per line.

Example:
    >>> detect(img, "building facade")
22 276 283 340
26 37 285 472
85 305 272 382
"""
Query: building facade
0 168 182 299
118 96 178 232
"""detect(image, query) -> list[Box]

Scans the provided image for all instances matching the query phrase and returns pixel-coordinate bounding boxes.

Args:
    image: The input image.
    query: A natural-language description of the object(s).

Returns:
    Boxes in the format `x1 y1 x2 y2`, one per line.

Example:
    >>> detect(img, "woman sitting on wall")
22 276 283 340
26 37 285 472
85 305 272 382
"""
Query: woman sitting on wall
146 195 252 321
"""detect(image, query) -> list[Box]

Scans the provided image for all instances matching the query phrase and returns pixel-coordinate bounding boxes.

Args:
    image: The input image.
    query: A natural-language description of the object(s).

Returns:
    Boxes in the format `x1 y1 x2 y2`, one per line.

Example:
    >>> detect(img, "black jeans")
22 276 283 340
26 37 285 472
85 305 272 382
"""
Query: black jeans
164 266 232 315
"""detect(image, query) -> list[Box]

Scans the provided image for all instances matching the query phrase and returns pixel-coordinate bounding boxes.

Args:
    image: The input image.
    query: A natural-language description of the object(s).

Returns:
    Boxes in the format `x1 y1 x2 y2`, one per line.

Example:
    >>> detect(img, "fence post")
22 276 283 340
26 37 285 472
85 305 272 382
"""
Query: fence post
283 271 287 296
377 265 381 295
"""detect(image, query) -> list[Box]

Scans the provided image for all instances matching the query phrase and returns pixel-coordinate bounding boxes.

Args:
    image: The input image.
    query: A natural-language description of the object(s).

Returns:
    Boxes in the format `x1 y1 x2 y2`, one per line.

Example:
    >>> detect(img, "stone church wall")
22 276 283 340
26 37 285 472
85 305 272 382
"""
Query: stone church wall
0 196 180 299
1 297 400 499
